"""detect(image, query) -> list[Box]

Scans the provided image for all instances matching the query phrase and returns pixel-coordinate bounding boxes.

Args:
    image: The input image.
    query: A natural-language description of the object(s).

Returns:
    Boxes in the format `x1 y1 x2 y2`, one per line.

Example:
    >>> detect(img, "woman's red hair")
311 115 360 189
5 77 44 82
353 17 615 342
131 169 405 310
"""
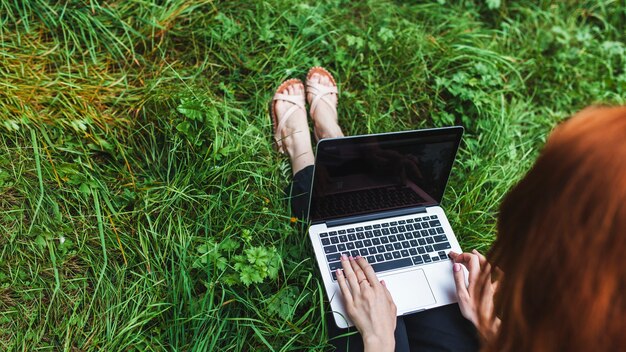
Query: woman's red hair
483 106 626 351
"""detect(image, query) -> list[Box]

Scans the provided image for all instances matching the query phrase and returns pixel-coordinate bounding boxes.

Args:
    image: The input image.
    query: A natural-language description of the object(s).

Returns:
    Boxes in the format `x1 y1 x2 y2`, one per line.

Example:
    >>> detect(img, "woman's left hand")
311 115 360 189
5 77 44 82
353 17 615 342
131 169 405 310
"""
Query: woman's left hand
336 255 397 352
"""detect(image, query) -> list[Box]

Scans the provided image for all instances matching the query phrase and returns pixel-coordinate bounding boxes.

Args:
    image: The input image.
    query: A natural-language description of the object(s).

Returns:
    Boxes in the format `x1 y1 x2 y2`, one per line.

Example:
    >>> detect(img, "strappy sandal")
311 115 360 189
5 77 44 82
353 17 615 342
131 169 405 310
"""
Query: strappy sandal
306 66 338 141
270 78 307 154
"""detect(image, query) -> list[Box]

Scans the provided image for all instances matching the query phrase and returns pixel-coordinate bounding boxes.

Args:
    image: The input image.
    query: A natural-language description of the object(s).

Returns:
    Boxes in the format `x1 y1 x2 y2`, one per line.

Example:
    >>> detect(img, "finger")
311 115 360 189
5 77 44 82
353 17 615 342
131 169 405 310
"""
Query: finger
448 251 459 260
472 249 487 267
454 252 480 292
452 262 469 299
349 256 368 285
356 256 380 288
381 280 394 302
336 268 354 306
340 255 360 294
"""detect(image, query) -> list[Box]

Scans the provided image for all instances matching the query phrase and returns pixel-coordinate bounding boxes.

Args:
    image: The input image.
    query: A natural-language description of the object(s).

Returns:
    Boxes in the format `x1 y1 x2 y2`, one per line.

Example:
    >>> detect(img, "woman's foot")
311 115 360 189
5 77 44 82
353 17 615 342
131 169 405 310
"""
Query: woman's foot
306 67 344 141
271 79 314 175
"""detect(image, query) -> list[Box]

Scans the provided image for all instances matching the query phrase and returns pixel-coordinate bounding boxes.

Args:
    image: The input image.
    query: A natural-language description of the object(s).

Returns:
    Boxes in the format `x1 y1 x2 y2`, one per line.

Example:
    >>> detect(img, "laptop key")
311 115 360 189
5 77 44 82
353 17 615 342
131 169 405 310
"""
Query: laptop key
393 243 402 250
397 233 405 241
347 242 355 250
329 231 337 236
436 227 444 234
320 232 329 237
347 228 355 233
372 238 381 245
357 233 365 240
339 235 348 242
426 237 434 244
365 225 373 230
434 235 447 243
410 239 418 247
382 228 390 235
421 222 430 229
433 242 451 251
409 248 417 256
367 255 376 263
382 223 389 227
373 224 381 229
360 249 368 256
384 253 393 260
412 231 421 238
355 241 364 248
412 256 424 265
356 227 364 231
348 234 356 241
324 245 337 254
438 251 447 260
392 251 401 259
418 239 426 245
372 258 413 273
375 254 384 262
398 220 406 225
385 244 394 251
351 250 360 257
429 220 441 227
364 239 372 247
381 237 389 244
398 225 406 232
365 231 374 238
401 241 410 248
368 247 377 255
422 254 432 263
428 229 437 236
432 256 440 261
420 230 429 237
400 249 410 257
338 230 346 235
425 245 434 252
329 261 342 271
405 232 414 239
374 229 382 236
406 224 414 231
389 235 398 242
406 219 414 223
322 238 330 246
390 227 398 234
413 223 422 230
327 253 341 262
331 237 339 244
417 247 426 254
390 221 398 226
337 244 346 251
377 245 386 253
431 215 438 219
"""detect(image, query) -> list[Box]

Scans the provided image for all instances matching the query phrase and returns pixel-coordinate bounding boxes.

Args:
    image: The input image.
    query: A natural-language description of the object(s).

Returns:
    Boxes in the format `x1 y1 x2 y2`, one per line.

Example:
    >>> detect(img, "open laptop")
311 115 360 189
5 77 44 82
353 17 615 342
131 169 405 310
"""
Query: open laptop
307 126 465 328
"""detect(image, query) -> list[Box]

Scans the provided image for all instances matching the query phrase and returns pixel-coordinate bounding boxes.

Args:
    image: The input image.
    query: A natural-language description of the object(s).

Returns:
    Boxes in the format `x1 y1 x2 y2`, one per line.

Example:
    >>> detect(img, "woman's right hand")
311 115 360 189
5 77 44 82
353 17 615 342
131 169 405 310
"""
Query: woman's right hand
336 255 397 352
449 250 500 339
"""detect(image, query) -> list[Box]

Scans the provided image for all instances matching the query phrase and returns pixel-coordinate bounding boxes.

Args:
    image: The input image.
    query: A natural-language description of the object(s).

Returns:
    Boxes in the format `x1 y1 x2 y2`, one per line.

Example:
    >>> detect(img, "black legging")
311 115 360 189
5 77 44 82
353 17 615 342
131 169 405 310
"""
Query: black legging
287 165 480 351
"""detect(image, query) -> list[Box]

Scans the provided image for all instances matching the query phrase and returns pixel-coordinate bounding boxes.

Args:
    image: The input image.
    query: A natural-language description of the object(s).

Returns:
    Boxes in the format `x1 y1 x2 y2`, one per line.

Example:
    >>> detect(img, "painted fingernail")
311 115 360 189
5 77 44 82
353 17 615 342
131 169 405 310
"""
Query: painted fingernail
336 269 343 276
349 256 354 261
381 280 386 286
355 255 361 259
453 263 461 272
341 254 347 260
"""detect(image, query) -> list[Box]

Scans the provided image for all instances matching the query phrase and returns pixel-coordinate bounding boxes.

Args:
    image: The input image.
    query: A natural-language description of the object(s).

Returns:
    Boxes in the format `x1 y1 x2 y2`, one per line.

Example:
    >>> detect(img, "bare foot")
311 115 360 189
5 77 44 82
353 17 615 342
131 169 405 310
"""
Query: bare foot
273 80 314 175
306 70 343 141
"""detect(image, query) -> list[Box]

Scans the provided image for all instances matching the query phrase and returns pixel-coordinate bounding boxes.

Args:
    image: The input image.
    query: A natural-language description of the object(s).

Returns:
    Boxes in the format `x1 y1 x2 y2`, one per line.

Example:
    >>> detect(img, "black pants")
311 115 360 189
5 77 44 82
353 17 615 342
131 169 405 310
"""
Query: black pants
287 166 480 351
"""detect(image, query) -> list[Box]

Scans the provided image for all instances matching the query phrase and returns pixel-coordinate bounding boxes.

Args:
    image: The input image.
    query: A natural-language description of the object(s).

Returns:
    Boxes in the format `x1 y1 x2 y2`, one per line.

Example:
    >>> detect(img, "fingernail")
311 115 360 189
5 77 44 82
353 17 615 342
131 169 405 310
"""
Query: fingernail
349 256 354 261
381 280 386 286
336 269 343 276
453 263 461 272
355 255 361 259
341 254 347 260
472 249 478 254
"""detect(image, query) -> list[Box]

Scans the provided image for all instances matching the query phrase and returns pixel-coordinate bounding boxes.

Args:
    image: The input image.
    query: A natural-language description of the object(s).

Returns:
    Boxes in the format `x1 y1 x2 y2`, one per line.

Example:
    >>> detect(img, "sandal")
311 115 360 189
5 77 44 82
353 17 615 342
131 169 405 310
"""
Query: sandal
306 66 338 141
270 78 307 154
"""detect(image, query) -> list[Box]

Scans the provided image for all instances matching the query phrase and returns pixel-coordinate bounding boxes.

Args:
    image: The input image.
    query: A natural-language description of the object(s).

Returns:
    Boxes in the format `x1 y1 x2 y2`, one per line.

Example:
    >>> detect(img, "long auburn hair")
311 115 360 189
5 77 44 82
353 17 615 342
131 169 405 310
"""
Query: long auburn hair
482 106 626 351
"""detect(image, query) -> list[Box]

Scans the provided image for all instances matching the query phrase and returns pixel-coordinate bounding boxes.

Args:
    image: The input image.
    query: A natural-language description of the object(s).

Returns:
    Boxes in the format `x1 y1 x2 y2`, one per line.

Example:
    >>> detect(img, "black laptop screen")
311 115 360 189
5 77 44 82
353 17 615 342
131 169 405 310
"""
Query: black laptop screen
309 127 463 223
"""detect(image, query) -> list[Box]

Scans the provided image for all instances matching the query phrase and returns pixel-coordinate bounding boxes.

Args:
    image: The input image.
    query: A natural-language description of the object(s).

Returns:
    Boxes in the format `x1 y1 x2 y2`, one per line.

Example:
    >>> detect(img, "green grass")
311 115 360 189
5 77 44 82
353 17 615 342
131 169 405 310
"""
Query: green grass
1 0 624 350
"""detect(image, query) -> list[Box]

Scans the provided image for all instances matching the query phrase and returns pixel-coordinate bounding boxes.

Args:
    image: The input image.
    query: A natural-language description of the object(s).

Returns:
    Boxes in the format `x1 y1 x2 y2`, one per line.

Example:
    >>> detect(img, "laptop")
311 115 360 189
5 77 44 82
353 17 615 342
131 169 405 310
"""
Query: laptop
307 126 465 328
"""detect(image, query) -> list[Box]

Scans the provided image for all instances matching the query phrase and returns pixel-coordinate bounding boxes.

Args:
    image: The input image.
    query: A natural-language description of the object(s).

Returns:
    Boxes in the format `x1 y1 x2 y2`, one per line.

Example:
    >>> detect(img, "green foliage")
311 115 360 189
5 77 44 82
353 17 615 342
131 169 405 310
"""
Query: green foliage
1 0 624 350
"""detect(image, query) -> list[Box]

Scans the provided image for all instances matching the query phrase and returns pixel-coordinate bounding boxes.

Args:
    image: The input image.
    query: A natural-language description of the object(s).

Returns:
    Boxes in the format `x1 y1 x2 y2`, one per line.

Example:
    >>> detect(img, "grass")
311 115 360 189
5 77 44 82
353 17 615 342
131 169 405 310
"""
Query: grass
0 0 624 350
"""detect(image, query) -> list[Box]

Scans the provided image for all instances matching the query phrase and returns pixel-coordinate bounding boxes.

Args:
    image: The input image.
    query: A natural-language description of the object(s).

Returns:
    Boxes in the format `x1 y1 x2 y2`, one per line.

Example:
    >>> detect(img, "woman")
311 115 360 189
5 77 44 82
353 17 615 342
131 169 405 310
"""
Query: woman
272 68 626 351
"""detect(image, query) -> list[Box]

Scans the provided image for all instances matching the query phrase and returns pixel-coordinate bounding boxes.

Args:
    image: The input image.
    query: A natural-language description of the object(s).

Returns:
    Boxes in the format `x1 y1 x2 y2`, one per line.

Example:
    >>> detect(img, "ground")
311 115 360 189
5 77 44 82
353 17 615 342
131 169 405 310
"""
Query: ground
0 1 624 350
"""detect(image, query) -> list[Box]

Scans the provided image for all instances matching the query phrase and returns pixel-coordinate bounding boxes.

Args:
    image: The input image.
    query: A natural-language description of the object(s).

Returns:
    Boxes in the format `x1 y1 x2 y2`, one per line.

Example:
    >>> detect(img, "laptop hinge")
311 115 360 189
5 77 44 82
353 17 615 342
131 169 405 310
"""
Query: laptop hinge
325 206 427 228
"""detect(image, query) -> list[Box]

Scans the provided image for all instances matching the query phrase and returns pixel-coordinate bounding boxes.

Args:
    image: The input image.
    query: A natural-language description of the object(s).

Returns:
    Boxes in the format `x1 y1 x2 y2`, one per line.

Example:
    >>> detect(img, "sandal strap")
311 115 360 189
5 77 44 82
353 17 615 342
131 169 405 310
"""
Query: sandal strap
273 93 306 152
306 81 338 117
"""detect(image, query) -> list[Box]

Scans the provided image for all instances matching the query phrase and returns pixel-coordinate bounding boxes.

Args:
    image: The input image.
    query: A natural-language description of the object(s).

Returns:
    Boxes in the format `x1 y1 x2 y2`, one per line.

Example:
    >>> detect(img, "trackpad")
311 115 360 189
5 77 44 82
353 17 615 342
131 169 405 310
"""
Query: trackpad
383 269 436 312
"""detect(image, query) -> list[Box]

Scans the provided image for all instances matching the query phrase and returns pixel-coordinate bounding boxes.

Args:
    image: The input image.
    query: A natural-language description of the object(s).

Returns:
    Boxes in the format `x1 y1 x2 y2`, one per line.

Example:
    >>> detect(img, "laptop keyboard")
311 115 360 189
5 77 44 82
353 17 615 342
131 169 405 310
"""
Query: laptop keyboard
319 215 452 280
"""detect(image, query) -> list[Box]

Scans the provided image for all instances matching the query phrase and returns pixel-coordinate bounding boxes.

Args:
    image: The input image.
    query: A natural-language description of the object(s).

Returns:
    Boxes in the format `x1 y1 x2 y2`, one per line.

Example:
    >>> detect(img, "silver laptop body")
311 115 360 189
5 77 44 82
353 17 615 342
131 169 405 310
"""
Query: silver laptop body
307 127 464 328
